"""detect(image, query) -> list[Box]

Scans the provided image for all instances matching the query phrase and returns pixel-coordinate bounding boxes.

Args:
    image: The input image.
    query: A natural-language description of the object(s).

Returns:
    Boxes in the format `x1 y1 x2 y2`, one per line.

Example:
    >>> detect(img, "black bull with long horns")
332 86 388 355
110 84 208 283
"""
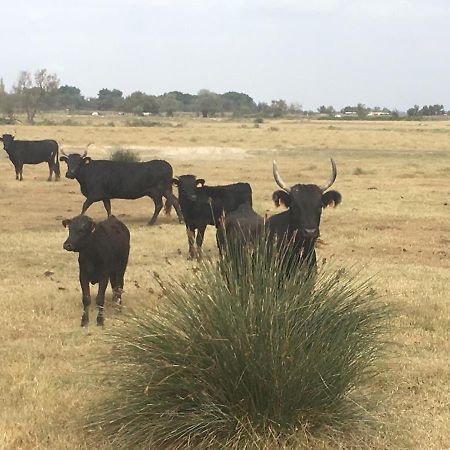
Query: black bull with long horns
217 158 342 273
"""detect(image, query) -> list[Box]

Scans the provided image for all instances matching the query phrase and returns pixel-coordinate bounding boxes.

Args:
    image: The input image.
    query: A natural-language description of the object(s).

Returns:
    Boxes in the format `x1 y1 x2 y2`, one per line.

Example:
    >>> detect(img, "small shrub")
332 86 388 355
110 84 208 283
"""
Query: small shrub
109 149 141 163
254 117 264 124
88 240 390 449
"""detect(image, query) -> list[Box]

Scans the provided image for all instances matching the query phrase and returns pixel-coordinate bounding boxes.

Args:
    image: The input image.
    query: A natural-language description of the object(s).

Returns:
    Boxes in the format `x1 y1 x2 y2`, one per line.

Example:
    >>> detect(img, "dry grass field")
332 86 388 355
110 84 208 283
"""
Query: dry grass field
1 116 449 449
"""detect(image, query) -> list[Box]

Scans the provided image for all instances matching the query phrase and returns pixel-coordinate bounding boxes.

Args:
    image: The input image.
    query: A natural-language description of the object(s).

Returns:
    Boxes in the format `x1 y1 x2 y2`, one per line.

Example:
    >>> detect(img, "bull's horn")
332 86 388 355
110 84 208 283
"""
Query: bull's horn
60 148 68 156
82 150 87 158
319 157 337 191
272 160 290 192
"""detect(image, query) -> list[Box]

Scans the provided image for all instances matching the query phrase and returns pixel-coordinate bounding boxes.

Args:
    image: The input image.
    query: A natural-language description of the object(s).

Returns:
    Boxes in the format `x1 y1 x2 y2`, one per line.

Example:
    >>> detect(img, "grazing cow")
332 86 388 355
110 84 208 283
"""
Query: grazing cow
0 134 60 181
172 175 253 258
266 158 342 273
62 215 130 326
60 152 183 225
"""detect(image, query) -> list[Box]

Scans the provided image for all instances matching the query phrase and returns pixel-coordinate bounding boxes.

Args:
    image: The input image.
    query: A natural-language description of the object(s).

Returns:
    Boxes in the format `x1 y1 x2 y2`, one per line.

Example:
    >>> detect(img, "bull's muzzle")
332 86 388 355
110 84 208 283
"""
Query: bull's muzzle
302 228 319 239
63 241 75 251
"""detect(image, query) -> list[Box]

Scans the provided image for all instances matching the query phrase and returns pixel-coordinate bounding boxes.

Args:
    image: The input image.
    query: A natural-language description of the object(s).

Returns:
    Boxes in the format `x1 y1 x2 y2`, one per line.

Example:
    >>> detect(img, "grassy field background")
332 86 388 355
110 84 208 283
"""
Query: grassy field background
1 116 449 449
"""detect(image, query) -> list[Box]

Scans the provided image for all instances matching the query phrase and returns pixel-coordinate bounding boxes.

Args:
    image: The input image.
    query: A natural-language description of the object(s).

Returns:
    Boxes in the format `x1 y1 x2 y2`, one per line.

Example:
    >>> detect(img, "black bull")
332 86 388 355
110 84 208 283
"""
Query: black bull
60 152 183 225
0 134 60 181
173 174 253 258
218 159 342 273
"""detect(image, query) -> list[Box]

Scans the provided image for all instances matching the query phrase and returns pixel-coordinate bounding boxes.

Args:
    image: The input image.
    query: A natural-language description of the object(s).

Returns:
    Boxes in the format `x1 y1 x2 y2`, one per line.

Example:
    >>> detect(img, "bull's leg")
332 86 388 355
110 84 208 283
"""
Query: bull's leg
111 273 124 307
163 190 184 223
80 272 91 327
80 198 95 215
186 226 197 259
47 161 53 181
148 195 163 225
195 224 207 259
16 164 23 181
96 277 108 327
103 199 112 217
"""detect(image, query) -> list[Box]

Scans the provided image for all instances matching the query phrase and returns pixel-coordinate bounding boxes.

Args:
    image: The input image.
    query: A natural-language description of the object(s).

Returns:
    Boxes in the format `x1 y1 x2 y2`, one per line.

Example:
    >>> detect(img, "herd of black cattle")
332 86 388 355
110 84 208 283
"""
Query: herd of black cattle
1 134 342 326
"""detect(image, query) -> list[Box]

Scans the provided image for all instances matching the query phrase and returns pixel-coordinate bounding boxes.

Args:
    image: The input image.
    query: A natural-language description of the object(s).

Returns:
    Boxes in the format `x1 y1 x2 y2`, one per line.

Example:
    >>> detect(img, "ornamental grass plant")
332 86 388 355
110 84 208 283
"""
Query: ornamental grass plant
88 238 390 449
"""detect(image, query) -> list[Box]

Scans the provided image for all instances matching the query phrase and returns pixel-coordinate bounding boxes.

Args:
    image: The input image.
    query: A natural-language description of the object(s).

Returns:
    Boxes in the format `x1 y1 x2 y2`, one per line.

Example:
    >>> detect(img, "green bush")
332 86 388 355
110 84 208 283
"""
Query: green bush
109 149 141 163
88 241 390 449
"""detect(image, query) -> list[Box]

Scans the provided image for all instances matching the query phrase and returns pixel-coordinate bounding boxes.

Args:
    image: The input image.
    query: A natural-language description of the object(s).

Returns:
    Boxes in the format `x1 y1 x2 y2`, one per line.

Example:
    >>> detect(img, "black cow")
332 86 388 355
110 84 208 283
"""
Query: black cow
62 215 130 326
266 158 342 273
172 175 253 258
60 152 183 225
216 203 264 254
0 134 60 181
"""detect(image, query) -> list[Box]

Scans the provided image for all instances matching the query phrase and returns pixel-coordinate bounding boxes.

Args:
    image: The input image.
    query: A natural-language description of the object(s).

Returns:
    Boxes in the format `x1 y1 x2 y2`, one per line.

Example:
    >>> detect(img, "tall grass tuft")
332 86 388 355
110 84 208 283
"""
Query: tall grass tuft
88 239 390 449
109 148 141 163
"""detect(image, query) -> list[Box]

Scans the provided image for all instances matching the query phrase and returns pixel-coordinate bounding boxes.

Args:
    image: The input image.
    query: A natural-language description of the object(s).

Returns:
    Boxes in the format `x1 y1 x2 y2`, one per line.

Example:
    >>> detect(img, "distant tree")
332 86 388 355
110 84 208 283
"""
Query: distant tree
196 89 222 118
55 85 85 110
159 93 182 117
269 99 288 117
165 91 196 111
97 88 123 111
122 91 159 114
318 105 335 115
221 91 256 115
288 102 303 114
407 105 420 117
13 69 59 122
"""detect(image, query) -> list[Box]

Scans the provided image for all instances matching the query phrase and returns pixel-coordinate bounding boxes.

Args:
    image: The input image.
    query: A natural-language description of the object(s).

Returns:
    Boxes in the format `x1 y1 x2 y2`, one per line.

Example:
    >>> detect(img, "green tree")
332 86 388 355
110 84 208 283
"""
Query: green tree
196 89 222 117
97 88 123 111
159 93 182 117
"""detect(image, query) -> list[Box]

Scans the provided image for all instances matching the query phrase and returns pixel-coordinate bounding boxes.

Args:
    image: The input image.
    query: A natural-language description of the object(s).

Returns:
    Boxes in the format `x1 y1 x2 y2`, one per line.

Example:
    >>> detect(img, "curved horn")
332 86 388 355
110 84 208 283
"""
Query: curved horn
82 149 87 158
60 148 68 156
272 160 290 192
319 157 337 191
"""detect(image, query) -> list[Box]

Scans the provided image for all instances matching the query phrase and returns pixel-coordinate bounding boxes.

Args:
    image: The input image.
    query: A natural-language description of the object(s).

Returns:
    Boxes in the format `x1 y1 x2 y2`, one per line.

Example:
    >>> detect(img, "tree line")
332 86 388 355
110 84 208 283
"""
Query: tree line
0 69 448 123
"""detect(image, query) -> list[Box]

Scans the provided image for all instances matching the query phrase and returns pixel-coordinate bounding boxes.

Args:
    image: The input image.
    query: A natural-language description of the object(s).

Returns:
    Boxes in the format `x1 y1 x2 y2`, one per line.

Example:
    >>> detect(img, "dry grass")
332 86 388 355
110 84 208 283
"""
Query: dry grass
0 116 449 449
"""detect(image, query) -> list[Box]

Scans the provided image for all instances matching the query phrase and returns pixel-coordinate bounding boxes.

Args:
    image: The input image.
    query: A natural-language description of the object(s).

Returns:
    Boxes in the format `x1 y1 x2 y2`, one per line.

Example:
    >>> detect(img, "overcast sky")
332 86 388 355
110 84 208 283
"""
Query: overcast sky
1 0 449 110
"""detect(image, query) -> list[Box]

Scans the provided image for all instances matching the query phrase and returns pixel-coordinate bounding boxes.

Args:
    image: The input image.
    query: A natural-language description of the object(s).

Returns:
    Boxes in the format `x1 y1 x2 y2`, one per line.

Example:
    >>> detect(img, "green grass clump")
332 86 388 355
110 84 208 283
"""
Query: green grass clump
88 242 390 449
109 149 141 163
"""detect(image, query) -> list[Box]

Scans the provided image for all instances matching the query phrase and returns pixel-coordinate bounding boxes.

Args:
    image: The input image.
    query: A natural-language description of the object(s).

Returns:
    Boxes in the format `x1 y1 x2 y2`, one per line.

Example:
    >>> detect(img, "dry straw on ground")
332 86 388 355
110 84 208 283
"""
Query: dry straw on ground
0 116 449 449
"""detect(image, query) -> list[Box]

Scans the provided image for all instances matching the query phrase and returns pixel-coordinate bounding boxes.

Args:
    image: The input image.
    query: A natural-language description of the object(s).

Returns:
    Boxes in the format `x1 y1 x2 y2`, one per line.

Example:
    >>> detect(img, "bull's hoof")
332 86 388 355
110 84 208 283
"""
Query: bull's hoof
80 316 89 327
97 316 105 327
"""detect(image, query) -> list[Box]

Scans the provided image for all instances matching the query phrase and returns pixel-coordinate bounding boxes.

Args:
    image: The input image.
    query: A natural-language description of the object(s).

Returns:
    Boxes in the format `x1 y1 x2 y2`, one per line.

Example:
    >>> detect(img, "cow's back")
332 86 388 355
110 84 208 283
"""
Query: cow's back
95 216 130 260
82 159 173 199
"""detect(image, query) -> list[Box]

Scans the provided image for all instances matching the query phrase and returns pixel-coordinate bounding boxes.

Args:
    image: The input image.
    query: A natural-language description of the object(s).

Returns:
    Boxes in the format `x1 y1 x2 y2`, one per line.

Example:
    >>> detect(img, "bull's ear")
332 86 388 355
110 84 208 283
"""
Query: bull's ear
322 190 342 208
62 219 72 228
59 155 68 162
196 178 205 187
272 190 291 208
0 137 3 142
172 178 179 186
83 157 92 165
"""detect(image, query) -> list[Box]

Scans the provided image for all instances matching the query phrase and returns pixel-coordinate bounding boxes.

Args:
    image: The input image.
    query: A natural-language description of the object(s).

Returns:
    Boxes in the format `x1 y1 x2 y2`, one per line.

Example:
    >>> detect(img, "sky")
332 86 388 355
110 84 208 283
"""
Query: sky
0 0 449 110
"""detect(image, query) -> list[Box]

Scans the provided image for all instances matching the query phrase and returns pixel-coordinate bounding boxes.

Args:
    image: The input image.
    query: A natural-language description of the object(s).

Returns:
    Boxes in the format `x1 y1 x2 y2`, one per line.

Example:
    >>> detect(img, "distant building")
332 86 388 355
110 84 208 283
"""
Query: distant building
367 111 390 117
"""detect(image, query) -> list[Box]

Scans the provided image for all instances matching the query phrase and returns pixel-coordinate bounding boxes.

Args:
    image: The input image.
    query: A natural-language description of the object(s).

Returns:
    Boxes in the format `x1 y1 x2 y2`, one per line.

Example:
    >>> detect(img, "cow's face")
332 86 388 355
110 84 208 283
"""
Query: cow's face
272 159 342 239
62 215 95 251
273 186 342 239
172 175 205 201
0 134 14 150
60 153 91 179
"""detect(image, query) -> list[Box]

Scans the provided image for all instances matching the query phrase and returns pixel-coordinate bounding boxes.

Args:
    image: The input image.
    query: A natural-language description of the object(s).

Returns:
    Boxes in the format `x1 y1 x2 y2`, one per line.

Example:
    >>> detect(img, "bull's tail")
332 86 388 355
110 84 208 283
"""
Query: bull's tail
54 143 61 180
